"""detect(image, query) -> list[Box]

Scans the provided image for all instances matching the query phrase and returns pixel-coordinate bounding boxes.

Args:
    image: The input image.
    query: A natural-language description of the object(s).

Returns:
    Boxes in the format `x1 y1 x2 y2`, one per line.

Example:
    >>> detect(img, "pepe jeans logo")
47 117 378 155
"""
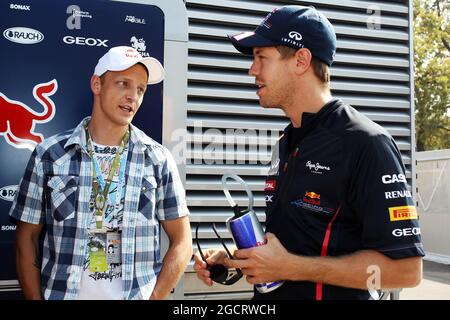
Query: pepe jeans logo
306 161 331 174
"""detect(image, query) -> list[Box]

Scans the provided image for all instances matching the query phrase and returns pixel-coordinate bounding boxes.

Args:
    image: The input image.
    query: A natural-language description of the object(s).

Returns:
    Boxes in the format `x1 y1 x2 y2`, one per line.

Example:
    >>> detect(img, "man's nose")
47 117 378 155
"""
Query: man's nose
126 88 139 101
248 61 258 76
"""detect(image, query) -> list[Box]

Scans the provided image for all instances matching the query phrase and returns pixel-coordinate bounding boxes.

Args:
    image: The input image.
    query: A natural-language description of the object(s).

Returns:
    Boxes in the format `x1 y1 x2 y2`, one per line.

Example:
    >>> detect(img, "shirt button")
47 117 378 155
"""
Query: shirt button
80 246 85 250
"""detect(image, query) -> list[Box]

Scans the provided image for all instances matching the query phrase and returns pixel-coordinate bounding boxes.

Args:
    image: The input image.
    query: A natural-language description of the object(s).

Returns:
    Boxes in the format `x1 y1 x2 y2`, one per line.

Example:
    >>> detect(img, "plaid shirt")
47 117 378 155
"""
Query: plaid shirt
9 117 189 300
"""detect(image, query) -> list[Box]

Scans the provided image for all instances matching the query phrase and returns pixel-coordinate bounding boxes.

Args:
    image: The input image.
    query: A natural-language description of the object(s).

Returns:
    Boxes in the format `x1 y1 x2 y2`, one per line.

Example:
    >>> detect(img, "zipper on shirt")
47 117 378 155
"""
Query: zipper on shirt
282 147 300 173
279 147 300 206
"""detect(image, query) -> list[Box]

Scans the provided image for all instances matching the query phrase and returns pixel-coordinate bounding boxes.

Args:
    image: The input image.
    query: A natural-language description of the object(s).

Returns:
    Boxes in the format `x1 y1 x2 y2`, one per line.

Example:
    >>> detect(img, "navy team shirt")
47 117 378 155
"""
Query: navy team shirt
257 99 424 300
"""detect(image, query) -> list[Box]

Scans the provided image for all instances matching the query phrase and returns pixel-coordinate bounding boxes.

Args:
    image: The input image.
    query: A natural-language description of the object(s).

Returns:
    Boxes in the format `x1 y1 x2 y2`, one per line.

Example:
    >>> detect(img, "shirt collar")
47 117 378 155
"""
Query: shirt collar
282 98 343 147
64 117 90 150
300 98 341 127
128 122 155 152
64 116 155 152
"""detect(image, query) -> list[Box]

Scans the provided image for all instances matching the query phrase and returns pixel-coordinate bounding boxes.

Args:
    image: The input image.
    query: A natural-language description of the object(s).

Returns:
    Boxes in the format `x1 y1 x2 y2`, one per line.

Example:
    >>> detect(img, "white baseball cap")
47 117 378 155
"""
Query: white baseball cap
94 46 164 85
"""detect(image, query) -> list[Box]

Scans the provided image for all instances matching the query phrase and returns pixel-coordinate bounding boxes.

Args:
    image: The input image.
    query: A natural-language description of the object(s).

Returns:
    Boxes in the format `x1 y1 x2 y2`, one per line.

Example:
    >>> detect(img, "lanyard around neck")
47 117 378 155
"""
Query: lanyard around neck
85 125 129 230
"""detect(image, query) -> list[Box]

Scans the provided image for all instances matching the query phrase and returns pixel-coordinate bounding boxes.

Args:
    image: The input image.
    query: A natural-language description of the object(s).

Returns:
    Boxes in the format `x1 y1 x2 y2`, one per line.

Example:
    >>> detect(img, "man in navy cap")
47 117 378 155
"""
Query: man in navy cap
194 6 424 300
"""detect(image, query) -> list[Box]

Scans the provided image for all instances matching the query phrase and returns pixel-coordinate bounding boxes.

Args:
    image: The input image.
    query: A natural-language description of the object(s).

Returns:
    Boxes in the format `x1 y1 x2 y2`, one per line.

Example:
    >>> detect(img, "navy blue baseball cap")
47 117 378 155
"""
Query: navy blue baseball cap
228 6 337 66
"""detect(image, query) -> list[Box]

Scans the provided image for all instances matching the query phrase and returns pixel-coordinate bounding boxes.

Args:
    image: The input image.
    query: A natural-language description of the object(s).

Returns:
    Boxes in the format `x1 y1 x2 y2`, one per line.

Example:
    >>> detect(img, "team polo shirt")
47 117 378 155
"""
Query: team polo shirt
257 99 424 300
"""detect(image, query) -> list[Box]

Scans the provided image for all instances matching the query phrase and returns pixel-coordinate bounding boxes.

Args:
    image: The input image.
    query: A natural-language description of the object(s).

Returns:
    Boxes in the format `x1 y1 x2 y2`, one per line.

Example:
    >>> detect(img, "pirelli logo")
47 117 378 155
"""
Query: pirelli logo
389 206 418 221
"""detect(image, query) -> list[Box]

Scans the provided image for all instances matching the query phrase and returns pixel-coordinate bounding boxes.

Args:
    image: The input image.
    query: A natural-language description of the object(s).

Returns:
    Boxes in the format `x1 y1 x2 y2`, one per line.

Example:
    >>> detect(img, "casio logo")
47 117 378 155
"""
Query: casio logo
382 174 406 184
392 227 421 237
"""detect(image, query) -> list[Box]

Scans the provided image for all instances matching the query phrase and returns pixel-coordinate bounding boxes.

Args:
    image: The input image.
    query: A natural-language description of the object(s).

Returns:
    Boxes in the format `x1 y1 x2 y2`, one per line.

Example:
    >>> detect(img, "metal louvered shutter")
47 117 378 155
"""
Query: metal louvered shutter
183 0 414 299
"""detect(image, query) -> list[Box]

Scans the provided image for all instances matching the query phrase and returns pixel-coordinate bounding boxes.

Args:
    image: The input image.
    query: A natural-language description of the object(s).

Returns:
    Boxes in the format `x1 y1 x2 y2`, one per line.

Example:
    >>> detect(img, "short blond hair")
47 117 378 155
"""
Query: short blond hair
276 46 330 84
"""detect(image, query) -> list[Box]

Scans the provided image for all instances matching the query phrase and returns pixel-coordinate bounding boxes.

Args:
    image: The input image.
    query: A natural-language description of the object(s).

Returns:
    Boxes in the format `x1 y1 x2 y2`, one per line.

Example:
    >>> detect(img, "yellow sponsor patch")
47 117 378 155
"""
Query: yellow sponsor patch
389 206 418 221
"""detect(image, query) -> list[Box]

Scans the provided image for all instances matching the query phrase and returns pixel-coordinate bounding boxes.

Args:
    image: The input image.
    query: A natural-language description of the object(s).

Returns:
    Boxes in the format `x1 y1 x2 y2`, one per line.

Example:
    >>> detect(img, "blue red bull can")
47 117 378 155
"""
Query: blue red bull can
222 174 284 293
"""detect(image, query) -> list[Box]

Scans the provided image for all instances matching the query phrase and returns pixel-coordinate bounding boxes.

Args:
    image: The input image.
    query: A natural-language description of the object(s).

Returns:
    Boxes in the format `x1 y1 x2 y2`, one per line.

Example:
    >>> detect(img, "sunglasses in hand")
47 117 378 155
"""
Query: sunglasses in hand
195 223 243 285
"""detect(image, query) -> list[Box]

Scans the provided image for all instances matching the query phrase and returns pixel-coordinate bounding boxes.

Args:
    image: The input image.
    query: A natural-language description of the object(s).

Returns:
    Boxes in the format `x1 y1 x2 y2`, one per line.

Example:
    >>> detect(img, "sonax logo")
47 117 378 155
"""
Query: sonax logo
10 4 30 10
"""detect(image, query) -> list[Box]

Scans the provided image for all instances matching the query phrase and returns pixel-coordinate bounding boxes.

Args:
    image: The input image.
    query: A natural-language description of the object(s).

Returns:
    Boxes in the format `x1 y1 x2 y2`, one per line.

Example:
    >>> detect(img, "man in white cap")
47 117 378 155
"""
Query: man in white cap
10 46 192 300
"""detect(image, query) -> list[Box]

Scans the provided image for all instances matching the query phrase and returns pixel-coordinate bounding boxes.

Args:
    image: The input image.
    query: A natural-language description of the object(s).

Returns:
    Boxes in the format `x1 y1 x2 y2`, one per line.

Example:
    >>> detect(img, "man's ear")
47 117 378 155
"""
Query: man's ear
293 48 312 76
90 75 102 95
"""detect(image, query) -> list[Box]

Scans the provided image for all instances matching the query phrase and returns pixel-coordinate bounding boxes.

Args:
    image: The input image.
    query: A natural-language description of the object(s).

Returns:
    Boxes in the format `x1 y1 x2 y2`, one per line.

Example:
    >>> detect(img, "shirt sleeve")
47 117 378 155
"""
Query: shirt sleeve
155 147 190 221
9 148 46 225
349 133 425 259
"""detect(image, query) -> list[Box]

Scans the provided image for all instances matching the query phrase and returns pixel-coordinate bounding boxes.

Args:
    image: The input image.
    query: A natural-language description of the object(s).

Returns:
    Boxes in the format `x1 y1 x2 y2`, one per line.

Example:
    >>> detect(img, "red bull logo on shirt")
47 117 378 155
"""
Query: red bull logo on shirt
0 79 58 150
291 191 334 215
303 191 321 206
305 191 320 200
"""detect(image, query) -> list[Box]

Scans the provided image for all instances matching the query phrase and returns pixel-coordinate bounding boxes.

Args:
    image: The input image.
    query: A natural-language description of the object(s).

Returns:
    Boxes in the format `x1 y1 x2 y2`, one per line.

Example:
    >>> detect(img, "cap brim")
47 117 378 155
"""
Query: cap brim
94 56 165 85
139 57 165 85
227 32 279 55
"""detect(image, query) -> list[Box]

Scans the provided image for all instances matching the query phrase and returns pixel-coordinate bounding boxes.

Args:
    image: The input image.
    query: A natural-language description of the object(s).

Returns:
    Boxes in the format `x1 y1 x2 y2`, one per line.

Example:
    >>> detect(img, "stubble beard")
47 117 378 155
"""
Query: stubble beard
259 87 284 110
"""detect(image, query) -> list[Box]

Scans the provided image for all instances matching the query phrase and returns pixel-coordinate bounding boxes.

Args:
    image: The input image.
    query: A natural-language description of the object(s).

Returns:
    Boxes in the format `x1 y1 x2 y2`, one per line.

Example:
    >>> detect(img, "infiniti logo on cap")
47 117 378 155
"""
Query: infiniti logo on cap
288 31 302 41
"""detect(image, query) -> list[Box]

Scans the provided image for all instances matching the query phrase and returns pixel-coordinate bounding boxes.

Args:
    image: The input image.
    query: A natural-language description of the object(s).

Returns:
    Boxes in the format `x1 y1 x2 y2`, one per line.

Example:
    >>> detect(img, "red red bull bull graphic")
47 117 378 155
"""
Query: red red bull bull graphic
290 191 335 215
304 191 321 206
0 80 57 150
305 191 321 199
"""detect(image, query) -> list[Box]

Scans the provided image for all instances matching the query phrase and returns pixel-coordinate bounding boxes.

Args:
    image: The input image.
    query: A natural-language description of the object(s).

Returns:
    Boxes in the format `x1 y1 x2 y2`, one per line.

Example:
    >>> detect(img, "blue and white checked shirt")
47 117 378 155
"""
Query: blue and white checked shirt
9 117 189 300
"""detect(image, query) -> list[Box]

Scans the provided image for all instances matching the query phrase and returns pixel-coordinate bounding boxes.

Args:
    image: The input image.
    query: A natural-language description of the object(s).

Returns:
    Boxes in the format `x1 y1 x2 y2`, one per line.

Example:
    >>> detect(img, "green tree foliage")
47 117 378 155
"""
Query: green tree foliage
414 0 450 151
